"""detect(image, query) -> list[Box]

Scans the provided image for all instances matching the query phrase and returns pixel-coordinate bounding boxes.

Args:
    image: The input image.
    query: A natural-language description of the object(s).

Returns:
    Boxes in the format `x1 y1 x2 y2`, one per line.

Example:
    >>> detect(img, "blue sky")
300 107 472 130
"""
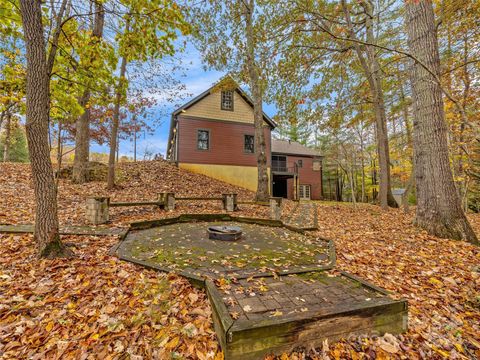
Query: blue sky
90 42 278 159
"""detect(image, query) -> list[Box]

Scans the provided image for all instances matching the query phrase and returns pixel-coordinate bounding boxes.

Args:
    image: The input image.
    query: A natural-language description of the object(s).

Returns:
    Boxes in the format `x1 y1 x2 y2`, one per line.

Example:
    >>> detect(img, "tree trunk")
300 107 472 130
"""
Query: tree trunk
341 0 397 209
19 0 72 257
72 1 105 183
133 114 137 162
405 0 478 244
244 0 269 201
107 55 127 189
3 112 11 162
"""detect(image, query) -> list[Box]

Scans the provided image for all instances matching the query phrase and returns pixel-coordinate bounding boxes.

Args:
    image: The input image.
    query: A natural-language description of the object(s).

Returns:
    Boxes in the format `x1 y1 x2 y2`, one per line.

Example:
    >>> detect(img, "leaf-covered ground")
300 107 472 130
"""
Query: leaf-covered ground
0 161 479 359
0 161 294 226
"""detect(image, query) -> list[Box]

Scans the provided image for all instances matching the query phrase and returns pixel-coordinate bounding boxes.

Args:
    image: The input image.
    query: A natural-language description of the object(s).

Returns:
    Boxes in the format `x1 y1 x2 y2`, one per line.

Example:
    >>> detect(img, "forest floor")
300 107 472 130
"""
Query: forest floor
0 161 479 359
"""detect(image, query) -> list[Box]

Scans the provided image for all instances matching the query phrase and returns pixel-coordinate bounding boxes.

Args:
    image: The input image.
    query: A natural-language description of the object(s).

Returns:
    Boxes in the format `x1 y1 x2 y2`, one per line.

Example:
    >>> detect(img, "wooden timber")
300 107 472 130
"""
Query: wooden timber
210 272 408 360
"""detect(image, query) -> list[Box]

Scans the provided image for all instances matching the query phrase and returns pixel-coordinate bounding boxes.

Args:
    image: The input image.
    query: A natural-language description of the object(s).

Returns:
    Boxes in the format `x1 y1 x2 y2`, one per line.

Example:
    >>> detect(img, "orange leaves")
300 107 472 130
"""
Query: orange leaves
1 161 479 359
0 232 220 358
314 201 480 360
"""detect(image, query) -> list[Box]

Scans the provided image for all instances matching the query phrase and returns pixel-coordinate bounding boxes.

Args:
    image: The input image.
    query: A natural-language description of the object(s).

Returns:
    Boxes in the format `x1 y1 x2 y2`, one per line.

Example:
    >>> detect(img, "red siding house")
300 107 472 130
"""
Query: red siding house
167 77 323 200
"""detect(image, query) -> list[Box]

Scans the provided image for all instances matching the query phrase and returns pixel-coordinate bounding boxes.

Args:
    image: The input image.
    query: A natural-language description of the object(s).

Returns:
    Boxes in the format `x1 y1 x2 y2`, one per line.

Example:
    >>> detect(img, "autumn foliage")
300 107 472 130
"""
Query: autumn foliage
0 162 479 358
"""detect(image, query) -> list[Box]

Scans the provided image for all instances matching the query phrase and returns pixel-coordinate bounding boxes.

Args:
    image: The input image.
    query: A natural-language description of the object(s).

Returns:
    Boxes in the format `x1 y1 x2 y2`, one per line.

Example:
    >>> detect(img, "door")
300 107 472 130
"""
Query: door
273 178 288 198
299 184 311 200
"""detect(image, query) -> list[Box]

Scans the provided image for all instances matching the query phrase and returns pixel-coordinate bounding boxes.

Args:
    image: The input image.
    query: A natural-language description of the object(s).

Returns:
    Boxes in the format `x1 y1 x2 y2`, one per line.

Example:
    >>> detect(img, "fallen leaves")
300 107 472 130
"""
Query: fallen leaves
0 233 219 359
0 161 285 226
312 202 480 360
1 162 479 359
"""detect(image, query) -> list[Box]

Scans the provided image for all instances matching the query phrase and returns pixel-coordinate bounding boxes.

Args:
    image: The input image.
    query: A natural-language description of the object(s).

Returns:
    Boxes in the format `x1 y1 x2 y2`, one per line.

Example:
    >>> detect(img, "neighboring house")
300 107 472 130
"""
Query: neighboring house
392 188 406 207
166 78 323 200
271 139 323 200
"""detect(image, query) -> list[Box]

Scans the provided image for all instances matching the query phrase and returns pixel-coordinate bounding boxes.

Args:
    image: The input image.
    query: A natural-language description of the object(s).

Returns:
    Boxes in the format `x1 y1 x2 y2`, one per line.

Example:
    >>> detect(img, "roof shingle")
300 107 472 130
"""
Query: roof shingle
271 139 321 157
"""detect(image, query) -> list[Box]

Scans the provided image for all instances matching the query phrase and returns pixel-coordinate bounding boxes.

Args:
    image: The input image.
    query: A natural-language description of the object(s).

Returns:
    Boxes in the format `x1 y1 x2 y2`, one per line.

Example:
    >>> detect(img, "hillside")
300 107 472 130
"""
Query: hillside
0 161 479 359
0 160 280 226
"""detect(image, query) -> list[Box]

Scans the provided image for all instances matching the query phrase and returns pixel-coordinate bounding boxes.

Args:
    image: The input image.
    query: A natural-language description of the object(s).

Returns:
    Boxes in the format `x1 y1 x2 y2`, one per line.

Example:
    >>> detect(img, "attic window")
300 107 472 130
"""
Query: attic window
221 91 234 111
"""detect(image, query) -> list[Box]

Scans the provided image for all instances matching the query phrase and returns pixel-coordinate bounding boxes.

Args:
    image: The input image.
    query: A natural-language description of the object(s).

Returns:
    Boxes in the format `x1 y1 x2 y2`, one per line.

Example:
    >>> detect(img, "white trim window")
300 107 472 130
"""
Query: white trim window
197 129 210 150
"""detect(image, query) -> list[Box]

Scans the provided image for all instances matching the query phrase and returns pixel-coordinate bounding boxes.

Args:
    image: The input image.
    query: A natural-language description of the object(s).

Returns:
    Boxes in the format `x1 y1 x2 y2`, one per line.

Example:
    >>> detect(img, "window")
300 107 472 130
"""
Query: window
221 91 234 111
272 155 287 172
297 160 303 168
299 184 311 200
244 135 254 153
197 130 210 150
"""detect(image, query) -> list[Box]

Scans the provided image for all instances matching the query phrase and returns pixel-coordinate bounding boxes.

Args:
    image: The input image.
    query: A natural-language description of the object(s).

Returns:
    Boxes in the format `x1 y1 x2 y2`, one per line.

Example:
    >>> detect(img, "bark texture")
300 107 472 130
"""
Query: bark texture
19 0 72 257
405 0 478 244
72 1 105 183
342 0 397 209
244 0 269 202
107 55 127 189
3 112 11 162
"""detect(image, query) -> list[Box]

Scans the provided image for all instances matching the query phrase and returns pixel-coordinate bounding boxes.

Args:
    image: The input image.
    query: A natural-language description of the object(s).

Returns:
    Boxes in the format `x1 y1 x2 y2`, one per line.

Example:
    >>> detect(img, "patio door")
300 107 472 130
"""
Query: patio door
299 184 311 200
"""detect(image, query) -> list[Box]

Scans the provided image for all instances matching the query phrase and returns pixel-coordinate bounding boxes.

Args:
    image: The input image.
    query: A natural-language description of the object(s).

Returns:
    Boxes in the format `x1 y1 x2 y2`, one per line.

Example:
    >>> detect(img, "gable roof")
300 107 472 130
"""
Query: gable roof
171 76 276 127
271 139 322 157
167 76 277 158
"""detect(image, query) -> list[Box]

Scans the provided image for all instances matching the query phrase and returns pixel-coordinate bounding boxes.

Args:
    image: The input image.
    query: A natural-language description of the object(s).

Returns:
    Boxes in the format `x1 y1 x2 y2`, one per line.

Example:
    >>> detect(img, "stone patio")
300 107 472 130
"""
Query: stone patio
116 220 333 280
112 214 407 359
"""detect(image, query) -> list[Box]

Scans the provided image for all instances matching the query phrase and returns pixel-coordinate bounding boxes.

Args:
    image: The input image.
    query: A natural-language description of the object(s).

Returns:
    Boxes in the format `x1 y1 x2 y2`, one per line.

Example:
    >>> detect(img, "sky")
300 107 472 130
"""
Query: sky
90 41 278 159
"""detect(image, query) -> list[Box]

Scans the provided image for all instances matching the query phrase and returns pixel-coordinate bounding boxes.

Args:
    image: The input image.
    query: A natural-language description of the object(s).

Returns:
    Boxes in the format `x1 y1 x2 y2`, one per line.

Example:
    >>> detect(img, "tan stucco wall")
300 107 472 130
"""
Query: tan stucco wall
184 91 255 124
179 163 270 193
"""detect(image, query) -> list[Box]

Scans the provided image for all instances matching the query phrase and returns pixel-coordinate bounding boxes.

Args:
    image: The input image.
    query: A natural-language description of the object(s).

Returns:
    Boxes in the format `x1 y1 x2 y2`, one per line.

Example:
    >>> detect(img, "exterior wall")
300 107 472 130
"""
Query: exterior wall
176 115 272 192
177 115 271 167
179 163 270 192
280 155 322 200
183 91 255 124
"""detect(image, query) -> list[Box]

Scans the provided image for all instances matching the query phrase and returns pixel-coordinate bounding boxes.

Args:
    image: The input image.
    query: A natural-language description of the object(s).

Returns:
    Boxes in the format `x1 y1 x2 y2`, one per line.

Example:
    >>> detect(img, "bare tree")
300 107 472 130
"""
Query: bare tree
107 54 127 189
341 0 397 210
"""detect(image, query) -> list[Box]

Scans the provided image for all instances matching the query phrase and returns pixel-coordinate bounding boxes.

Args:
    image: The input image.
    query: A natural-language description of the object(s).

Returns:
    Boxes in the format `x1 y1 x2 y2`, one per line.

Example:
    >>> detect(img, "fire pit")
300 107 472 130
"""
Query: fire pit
207 225 242 241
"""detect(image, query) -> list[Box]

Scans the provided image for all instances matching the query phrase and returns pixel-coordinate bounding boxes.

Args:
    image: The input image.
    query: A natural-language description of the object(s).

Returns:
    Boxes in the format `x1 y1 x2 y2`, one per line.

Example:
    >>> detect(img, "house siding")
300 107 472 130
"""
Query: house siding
177 115 271 167
280 155 322 200
183 91 255 124
176 115 271 192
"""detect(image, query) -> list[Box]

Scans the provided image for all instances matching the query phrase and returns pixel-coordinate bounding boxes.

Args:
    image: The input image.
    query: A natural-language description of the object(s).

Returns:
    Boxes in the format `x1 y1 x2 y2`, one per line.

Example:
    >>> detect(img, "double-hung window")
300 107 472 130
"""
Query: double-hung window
244 135 254 153
197 130 210 150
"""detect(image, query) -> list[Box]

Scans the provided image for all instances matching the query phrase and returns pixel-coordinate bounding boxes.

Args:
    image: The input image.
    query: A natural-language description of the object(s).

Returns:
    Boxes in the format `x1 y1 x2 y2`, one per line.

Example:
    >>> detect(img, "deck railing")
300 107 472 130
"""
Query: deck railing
272 161 298 174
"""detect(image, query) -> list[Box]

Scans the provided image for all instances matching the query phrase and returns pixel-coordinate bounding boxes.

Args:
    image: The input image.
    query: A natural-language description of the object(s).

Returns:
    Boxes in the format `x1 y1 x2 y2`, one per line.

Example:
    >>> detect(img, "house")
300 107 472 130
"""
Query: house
166 78 323 200
392 188 406 207
271 139 323 200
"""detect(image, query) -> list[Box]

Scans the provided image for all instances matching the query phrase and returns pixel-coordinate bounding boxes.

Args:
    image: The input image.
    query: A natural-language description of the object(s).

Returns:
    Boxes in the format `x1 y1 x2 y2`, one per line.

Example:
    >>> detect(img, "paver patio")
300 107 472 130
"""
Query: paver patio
116 221 333 280
112 214 407 359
